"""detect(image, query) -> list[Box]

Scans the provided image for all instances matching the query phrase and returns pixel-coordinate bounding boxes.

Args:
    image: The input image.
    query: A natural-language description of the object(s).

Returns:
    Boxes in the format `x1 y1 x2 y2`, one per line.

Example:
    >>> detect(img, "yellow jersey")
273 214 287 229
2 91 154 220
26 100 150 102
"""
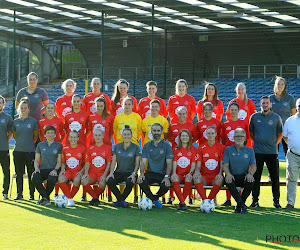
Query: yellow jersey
142 115 169 145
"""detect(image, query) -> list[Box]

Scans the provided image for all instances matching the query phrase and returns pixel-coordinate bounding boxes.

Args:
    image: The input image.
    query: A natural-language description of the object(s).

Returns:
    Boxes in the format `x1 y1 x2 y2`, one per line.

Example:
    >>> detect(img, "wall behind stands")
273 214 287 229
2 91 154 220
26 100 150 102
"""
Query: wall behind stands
74 31 300 84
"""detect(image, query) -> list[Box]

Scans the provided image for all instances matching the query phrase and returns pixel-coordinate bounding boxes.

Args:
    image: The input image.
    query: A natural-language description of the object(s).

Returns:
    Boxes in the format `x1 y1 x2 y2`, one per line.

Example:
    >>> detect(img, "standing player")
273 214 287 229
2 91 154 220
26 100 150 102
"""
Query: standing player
138 81 167 119
167 79 196 123
142 99 168 146
171 129 197 210
111 79 138 117
82 77 111 115
55 79 76 121
64 95 89 146
193 126 225 203
38 102 65 142
0 96 13 200
81 128 112 207
196 102 221 146
58 131 86 206
196 83 223 121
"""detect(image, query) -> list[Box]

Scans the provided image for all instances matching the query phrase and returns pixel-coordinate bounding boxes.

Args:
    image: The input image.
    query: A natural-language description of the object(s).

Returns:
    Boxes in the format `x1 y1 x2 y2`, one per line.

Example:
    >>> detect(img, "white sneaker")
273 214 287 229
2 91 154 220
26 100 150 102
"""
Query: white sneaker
67 199 75 207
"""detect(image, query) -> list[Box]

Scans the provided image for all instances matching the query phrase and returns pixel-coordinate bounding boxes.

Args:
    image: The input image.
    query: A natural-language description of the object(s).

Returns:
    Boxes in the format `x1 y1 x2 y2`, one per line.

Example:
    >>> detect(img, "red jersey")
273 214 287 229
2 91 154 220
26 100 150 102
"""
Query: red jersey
138 96 167 119
221 119 250 147
87 113 114 146
110 95 138 117
86 143 112 174
55 94 73 121
82 92 111 115
61 144 86 172
196 100 224 121
167 94 196 123
225 98 256 123
173 146 198 176
168 121 197 149
64 111 89 146
38 116 65 142
198 142 225 177
196 118 221 145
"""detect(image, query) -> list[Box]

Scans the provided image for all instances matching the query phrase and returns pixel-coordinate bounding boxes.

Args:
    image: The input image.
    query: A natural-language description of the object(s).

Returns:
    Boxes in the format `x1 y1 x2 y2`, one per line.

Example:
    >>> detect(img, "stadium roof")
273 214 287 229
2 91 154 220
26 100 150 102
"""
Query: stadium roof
1 0 300 44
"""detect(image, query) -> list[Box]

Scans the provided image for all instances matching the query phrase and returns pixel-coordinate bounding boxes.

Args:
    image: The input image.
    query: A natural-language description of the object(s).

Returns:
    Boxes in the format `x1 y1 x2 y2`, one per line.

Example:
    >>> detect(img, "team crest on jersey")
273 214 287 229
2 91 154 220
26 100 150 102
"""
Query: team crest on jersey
27 124 32 128
102 152 106 156
203 153 209 157
53 149 58 154
215 152 219 157
283 102 288 106
34 94 39 98
184 101 189 105
187 152 192 156
80 117 85 122
128 152 134 157
66 153 71 156
244 154 248 158
268 120 273 125
77 153 82 157
226 126 231 130
160 149 164 154
1 119 5 123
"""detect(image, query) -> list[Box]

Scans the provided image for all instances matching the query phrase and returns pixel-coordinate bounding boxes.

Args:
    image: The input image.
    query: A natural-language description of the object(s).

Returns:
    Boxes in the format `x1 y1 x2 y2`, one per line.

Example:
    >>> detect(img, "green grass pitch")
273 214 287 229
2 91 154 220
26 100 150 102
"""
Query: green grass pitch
0 150 299 249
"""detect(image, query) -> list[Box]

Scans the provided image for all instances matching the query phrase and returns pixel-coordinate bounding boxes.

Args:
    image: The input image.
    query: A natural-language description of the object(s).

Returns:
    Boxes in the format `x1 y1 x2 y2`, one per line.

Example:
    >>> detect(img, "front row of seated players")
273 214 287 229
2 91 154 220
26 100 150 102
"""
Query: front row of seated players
32 123 257 213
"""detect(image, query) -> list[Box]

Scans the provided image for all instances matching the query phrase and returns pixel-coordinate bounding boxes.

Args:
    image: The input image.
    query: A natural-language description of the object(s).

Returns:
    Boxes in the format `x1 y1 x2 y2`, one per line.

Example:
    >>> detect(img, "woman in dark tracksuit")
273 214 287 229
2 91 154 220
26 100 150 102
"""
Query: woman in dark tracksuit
12 97 39 200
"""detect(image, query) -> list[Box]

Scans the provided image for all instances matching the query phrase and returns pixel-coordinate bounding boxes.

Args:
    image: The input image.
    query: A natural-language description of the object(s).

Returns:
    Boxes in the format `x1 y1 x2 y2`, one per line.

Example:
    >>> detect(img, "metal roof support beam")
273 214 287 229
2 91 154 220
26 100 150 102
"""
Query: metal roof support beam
150 4 154 80
12 9 16 118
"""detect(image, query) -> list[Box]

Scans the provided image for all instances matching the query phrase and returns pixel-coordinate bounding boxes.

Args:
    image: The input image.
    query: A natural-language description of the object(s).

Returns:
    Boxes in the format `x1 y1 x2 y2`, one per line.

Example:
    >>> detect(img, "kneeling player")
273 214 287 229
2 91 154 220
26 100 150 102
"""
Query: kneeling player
58 131 86 206
193 126 225 203
171 129 197 210
81 128 112 207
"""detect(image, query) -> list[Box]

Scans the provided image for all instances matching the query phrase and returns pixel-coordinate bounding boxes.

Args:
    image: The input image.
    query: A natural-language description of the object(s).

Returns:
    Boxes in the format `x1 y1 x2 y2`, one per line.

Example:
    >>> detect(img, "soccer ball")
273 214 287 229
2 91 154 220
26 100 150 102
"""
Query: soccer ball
138 197 153 211
200 199 215 213
54 195 68 208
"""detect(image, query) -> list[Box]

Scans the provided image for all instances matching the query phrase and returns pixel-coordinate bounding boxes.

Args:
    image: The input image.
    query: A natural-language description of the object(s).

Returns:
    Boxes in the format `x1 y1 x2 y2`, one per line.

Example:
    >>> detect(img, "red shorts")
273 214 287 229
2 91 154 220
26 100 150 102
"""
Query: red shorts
89 171 104 183
202 174 216 186
63 170 80 181
177 174 186 183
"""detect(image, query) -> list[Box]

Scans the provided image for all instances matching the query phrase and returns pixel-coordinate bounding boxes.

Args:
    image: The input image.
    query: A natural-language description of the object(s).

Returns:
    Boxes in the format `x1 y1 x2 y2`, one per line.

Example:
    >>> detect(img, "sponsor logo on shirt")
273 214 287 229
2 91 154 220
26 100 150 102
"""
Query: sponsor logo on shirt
257 120 261 123
92 156 105 168
174 101 179 104
66 153 71 156
226 126 231 130
69 121 82 132
177 156 190 168
66 157 79 169
205 159 218 170
174 129 178 132
203 153 209 157
62 102 66 105
232 153 236 156
145 105 149 108
178 152 182 156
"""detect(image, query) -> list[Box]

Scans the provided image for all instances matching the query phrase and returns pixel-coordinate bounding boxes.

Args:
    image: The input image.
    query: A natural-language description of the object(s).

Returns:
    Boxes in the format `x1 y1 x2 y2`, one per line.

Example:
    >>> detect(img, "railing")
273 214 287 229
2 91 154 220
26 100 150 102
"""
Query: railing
71 66 173 82
217 64 300 79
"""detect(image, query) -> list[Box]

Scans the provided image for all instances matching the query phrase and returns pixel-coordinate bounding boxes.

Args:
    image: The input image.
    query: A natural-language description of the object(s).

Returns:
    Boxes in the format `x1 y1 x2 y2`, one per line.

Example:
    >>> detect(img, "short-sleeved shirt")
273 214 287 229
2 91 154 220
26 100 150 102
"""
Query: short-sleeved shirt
38 116 65 142
142 115 169 145
221 119 250 147
167 94 196 123
142 140 173 175
113 112 142 145
249 111 283 154
198 142 225 177
138 96 168 119
196 118 221 145
36 140 63 170
223 145 256 175
86 143 112 174
82 92 111 115
12 117 39 152
111 95 138 117
55 94 73 121
0 112 13 151
168 121 197 150
269 93 296 124
16 87 48 121
173 146 198 176
196 100 224 121
283 115 300 155
61 144 86 172
113 142 142 173
225 98 256 123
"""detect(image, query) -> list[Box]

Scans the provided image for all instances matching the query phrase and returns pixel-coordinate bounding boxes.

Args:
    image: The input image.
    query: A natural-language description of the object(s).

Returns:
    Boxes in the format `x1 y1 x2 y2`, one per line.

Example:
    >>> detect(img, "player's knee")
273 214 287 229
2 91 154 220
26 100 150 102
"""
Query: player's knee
171 175 177 182
107 177 114 185
186 175 192 182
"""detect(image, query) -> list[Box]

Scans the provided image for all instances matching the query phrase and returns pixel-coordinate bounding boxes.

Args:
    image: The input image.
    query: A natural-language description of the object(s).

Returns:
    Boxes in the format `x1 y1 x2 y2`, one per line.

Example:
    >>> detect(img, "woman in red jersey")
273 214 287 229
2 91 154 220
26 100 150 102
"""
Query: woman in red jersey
196 102 221 146
64 95 89 146
58 131 86 206
167 79 196 123
55 79 76 121
225 82 256 123
171 129 197 210
111 79 138 116
87 96 114 146
82 77 111 115
196 82 223 121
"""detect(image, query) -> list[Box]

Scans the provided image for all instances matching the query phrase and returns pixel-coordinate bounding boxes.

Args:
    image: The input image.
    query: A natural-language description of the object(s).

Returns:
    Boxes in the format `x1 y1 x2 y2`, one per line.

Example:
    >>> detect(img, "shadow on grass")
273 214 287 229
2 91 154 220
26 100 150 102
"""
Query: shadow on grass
1 199 298 249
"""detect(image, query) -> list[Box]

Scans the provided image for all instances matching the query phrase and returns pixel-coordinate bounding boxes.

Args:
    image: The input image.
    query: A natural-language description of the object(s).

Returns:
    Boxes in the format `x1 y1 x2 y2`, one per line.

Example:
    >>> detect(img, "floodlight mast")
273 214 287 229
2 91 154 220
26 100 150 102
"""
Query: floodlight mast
12 9 16 118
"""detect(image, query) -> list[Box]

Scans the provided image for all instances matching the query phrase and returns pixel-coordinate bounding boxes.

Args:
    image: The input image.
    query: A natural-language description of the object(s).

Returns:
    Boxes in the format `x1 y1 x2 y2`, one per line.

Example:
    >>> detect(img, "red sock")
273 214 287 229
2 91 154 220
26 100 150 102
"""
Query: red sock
208 184 221 200
70 185 80 198
239 190 241 195
182 182 192 200
226 190 231 200
43 183 47 188
107 186 111 196
169 187 174 197
172 182 185 203
84 185 98 199
59 182 71 199
95 187 105 197
83 186 87 196
189 189 193 198
55 184 59 195
195 183 207 200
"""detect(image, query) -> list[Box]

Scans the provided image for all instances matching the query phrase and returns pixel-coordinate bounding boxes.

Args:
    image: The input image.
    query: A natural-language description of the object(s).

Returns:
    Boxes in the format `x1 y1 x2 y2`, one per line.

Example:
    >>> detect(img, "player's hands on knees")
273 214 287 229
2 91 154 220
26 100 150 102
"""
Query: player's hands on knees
128 174 136 184
225 174 234 183
185 173 193 182
106 173 114 181
137 174 145 184
49 170 58 176
193 171 201 181
215 174 223 182
99 178 106 189
171 173 178 182
81 173 89 180
59 170 65 176
162 177 170 187
245 173 255 183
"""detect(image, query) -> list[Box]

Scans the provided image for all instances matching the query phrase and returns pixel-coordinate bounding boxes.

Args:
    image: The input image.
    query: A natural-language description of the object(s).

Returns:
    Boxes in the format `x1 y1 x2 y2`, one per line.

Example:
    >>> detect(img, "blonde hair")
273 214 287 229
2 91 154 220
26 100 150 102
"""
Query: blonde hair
17 97 30 116
61 79 76 93
235 82 248 105
91 77 101 88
